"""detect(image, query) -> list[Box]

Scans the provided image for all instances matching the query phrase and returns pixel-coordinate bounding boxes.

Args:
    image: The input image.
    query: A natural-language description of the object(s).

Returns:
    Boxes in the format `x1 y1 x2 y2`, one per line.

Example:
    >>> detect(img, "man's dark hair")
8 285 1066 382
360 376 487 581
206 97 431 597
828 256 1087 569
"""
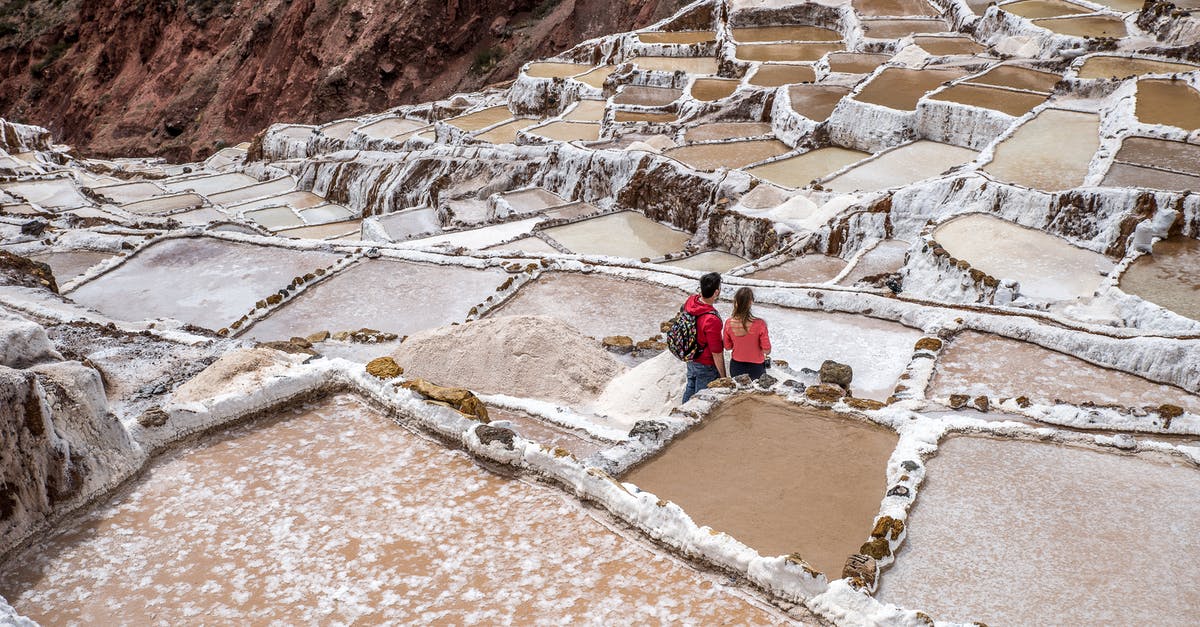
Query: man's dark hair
700 272 721 299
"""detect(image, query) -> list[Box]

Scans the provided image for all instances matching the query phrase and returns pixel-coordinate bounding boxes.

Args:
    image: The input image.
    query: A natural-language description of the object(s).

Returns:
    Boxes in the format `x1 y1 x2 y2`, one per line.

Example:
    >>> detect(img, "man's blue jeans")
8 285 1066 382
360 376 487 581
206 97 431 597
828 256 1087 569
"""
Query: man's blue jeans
683 361 720 403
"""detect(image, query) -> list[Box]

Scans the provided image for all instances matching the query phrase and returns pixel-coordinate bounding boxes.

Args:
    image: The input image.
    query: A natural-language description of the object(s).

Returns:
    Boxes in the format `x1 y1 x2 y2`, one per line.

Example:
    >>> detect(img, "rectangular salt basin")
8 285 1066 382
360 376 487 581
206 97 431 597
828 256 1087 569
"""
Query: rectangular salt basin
612 85 682 106
474 118 539 144
660 251 748 273
499 188 567 215
760 305 922 400
826 52 891 74
541 212 690 259
684 122 774 142
298 203 353 224
319 119 362 140
822 141 977 192
524 62 592 78
574 66 615 89
1076 55 1198 80
860 19 950 38
482 236 561 254
403 217 544 249
730 25 842 42
208 177 296 205
89 181 166 204
527 121 601 142
614 111 678 123
28 250 114 283
378 208 441 240
878 436 1200 626
1001 0 1090 18
632 56 719 75
691 78 740 102
244 206 304 229
968 65 1061 93
562 100 607 122
983 108 1099 191
913 36 986 56
663 139 792 171
854 67 967 111
1114 137 1200 175
929 330 1200 411
487 272 687 341
747 255 848 283
1102 163 1200 192
853 0 940 16
1032 15 1128 37
735 42 842 62
243 259 508 340
624 396 896 575
930 83 1047 117
0 179 91 210
67 238 339 329
276 220 362 240
636 30 716 44
357 116 425 140
0 395 787 625
837 240 911 285
789 85 851 121
446 106 513 132
1118 235 1200 322
231 190 327 212
120 193 204 215
749 64 817 86
1136 79 1200 132
935 213 1111 300
170 206 228 225
744 147 871 189
162 172 258 195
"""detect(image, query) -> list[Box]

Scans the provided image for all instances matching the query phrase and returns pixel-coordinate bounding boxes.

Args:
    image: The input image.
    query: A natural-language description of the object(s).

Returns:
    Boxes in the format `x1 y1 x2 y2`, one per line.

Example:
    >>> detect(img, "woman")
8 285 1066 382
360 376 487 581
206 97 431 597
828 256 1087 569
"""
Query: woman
723 287 772 380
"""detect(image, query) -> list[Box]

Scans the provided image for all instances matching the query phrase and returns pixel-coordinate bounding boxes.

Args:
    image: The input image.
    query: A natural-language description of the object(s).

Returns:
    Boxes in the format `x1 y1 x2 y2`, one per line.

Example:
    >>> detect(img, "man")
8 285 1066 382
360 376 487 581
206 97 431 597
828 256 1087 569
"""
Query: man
681 272 726 403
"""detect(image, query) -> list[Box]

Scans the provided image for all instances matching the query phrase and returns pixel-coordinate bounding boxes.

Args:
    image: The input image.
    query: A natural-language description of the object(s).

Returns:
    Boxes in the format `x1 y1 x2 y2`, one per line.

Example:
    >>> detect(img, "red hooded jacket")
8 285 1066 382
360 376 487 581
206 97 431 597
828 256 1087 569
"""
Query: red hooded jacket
684 294 723 366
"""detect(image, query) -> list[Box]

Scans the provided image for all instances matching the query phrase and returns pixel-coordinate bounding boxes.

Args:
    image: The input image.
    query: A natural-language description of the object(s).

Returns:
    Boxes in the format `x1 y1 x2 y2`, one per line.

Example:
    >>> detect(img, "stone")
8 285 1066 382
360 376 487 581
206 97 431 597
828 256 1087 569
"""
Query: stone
706 377 734 389
949 394 969 409
914 337 942 352
842 554 878 588
601 335 634 353
733 374 752 386
901 460 919 472
1015 395 1032 408
756 373 777 388
629 420 669 440
973 396 990 412
871 516 905 540
399 378 489 422
20 219 46 236
859 537 891 560
365 356 403 379
265 293 283 306
136 406 169 428
475 424 515 449
846 397 886 411
887 485 911 498
364 247 381 259
805 383 845 404
636 339 667 352
1159 404 1183 429
781 379 805 390
819 360 852 388
306 330 330 343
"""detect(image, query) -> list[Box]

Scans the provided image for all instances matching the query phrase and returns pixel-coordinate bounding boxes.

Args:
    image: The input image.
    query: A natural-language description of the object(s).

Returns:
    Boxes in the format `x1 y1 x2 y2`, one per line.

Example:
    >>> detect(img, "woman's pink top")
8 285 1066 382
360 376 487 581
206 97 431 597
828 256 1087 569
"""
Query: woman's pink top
723 317 771 363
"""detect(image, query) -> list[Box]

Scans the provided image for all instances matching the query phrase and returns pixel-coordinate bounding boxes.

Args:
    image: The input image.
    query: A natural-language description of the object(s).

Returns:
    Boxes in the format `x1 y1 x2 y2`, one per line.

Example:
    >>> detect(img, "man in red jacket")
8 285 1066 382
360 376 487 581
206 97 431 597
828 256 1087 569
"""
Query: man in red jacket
681 272 726 403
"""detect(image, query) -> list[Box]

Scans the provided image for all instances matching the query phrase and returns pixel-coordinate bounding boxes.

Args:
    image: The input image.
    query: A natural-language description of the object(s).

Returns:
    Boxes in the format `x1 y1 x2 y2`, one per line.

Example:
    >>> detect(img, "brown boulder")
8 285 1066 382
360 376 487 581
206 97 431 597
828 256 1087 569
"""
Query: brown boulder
601 335 634 353
842 554 877 588
400 378 489 422
366 356 403 379
805 383 846 404
706 377 735 389
846 397 886 411
819 360 853 388
914 337 942 352
859 537 891 560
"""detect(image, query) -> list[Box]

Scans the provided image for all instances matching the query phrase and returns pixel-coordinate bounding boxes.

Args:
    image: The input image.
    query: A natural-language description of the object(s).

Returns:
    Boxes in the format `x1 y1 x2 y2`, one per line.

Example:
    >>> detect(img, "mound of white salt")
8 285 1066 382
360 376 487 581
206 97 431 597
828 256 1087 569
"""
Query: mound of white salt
590 351 685 429
392 315 625 405
172 347 307 404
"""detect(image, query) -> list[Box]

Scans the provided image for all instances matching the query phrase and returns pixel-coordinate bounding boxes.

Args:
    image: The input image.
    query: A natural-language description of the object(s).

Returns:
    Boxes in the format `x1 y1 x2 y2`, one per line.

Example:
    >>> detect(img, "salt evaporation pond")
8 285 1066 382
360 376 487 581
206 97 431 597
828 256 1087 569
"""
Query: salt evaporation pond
1112 137 1200 175
574 66 614 89
488 272 686 340
934 214 1111 300
747 255 848 283
0 179 91 210
624 396 897 575
0 396 791 624
691 78 740 101
377 208 441 240
1001 0 1090 18
968 64 1060 93
636 30 715 44
748 64 817 86
853 0 940 16
744 147 870 189
29 250 114 282
1032 15 1128 37
860 19 950 38
684 122 774 142
838 240 910 286
528 121 602 142
612 85 682 106
663 139 791 171
162 172 258 195
245 206 303 230
929 83 1046 117
823 141 976 192
243 259 508 341
482 236 561 254
761 305 922 400
736 42 842 62
730 25 841 41
446 106 513 132
1119 236 1200 321
1135 79 1200 132
233 190 327 212
357 116 424 140
878 436 1200 625
983 108 1099 191
632 56 719 74
89 181 165 203
614 111 678 123
68 238 339 329
540 212 690 259
913 36 985 56
854 67 967 111
826 52 890 74
1102 163 1200 191
562 99 606 121
1075 55 1198 80
929 330 1200 412
318 119 360 140
789 85 850 121
660 251 747 272
473 118 539 144
524 62 591 78
209 177 296 206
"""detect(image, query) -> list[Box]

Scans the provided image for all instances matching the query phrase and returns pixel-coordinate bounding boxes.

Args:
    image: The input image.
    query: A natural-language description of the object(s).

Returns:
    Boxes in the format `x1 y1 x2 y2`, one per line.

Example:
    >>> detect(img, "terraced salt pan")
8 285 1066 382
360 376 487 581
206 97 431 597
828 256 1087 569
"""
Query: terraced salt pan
614 111 678 123
243 259 507 340
482 236 561 254
244 206 303 229
524 62 592 78
1112 137 1200 175
1101 163 1200 191
378 208 441 240
490 407 606 458
825 141 976 192
28 251 114 282
730 25 842 41
1001 0 1090 18
446 106 513 132
760 305 922 400
119 193 205 215
747 255 848 283
735 42 842 62
632 56 719 74
527 121 601 142
929 83 1046 116
0 396 789 625
612 85 682 106
208 177 296 205
935 213 1111 300
853 0 940 16
636 30 715 44
170 207 228 225
1136 79 1200 131
860 19 950 38
691 78 740 101
403 217 544 249
1119 236 1200 321
838 240 910 285
624 396 897 575
162 172 258 195
912 36 986 56
1076 55 1198 79
298 204 353 224
929 330 1200 411
498 188 567 215
277 220 362 240
487 272 686 340
660 251 747 272
357 116 424 139
968 65 1060 93
663 139 791 171
542 212 690 259
0 179 91 210
789 85 850 121
574 66 615 89
1032 15 1128 37
854 67 967 111
1087 0 1144 9
744 147 870 188
89 181 165 204
878 436 1200 625
748 64 817 86
826 52 891 74
319 119 361 140
474 118 539 144
685 122 774 142
983 109 1100 191
232 190 327 212
68 238 339 329
562 100 606 121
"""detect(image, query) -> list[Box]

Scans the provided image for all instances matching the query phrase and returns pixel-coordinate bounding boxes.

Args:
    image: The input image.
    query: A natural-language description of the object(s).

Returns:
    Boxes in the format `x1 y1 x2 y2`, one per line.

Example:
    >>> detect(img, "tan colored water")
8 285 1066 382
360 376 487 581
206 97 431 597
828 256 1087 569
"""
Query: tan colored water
120 192 204 215
968 65 1061 93
788 85 850 121
1076 55 1198 80
934 213 1110 300
660 250 748 272
1119 236 1200 321
245 206 304 229
1136 79 1200 131
929 330 1200 411
1101 162 1200 191
878 436 1200 626
614 111 679 123
1032 15 1129 38
541 212 690 258
860 19 950 38
1087 0 1147 9
637 30 715 44
930 83 1046 116
624 396 896 574
736 42 843 62
562 99 607 121
487 408 605 459
1001 0 1090 19
731 25 842 42
446 106 514 131
358 116 425 139
474 118 539 144
525 62 592 78
984 108 1099 191
0 396 794 624
854 67 967 111
691 78 740 101
277 220 363 240
826 52 891 74
748 255 848 283
1114 137 1200 175
574 65 615 88
664 139 792 170
319 119 361 140
685 122 774 142
853 0 940 16
748 63 818 86
612 85 683 106
633 56 719 74
89 181 165 203
528 121 602 142
744 147 870 189
913 36 986 56
825 141 977 192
